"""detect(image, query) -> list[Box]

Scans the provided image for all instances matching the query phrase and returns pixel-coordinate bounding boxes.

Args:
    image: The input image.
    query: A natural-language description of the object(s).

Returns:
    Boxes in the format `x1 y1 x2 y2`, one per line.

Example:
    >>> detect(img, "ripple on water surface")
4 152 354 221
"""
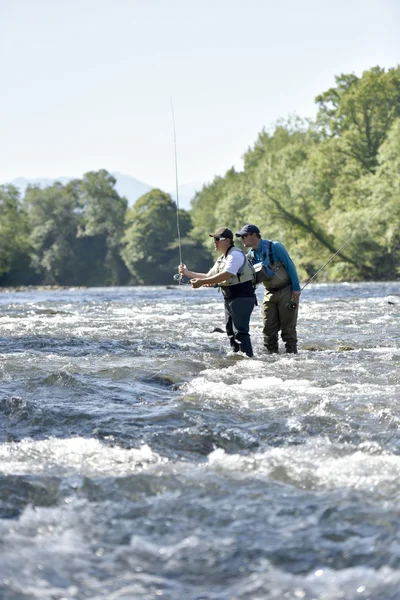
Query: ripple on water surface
0 283 399 599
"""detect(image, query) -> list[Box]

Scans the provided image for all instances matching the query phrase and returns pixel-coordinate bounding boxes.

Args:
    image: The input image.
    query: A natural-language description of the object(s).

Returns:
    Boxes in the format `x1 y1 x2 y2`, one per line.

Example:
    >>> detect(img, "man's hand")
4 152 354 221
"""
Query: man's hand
292 291 301 300
191 279 203 289
179 263 188 276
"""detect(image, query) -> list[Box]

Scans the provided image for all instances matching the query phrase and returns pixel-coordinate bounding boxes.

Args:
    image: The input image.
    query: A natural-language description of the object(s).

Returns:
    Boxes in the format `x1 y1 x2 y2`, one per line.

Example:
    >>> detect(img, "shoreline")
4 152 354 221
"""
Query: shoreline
1 280 399 293
0 285 89 293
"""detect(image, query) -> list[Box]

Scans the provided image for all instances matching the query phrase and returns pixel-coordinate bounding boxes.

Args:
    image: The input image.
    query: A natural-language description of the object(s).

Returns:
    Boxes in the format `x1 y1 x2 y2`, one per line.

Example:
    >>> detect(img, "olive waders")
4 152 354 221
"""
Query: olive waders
262 285 298 353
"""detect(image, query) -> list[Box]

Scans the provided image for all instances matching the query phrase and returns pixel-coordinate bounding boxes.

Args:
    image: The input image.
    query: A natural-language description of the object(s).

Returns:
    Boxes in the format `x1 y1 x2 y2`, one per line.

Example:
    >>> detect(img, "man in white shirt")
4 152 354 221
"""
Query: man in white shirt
179 227 256 357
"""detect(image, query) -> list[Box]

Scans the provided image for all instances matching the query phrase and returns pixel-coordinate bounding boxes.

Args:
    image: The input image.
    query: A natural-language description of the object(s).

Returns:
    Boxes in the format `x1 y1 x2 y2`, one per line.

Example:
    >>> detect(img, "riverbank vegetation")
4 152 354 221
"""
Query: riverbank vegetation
1 66 399 287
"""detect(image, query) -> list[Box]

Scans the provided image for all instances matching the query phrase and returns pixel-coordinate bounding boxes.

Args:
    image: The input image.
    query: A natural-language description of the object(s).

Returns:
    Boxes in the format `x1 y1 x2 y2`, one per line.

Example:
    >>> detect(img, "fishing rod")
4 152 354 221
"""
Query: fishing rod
171 98 184 284
300 188 398 292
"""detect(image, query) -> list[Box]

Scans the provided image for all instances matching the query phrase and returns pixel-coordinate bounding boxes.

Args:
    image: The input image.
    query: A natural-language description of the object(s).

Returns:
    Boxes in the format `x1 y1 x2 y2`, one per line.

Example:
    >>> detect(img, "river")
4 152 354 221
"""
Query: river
0 282 399 599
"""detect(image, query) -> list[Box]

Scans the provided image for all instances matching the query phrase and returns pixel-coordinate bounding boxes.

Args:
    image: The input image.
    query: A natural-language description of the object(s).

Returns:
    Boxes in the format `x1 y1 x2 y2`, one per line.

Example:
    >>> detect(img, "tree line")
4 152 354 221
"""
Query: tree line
0 173 211 287
1 65 399 287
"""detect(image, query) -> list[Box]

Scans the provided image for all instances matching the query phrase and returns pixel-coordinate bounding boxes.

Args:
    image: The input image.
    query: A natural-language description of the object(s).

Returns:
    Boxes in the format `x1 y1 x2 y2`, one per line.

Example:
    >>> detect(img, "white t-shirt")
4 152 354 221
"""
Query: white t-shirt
208 248 245 276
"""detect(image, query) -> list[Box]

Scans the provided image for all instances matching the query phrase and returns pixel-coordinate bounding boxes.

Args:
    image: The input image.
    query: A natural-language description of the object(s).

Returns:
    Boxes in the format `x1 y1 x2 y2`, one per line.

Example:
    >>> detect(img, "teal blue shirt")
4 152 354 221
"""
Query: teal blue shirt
249 239 301 291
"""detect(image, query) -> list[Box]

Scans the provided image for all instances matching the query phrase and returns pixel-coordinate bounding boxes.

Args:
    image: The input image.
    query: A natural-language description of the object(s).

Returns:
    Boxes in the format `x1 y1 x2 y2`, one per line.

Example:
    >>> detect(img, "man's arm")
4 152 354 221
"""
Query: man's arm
191 271 233 288
179 263 209 279
273 243 301 292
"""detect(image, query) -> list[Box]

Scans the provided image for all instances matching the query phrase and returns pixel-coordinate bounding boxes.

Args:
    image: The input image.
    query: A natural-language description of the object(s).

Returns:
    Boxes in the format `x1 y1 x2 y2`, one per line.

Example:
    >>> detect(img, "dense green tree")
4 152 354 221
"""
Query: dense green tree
122 189 211 284
315 66 400 173
366 118 400 277
0 185 32 285
311 67 400 279
243 117 311 173
23 183 80 284
190 66 400 282
76 170 130 285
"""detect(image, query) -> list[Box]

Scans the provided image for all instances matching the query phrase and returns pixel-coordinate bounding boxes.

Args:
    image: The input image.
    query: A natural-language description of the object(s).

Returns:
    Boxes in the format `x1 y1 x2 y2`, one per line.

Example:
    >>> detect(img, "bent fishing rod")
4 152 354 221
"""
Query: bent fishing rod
170 99 184 284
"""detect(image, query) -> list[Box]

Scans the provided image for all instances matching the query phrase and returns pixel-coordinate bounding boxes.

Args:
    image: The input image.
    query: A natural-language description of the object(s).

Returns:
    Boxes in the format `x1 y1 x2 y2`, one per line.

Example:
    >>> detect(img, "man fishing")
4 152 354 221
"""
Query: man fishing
236 224 300 354
179 227 256 357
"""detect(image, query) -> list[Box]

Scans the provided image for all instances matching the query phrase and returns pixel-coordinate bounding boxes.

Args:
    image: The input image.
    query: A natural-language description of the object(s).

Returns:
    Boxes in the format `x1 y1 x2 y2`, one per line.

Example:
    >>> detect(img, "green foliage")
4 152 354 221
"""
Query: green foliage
1 66 399 287
0 185 32 284
315 66 400 173
23 182 81 284
367 118 400 277
14 170 130 286
190 65 400 282
74 170 130 285
243 117 311 172
122 189 211 284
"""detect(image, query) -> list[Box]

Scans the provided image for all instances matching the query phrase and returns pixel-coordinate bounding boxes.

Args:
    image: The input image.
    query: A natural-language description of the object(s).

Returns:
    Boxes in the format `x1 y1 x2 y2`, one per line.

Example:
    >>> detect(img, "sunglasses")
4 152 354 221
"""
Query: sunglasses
240 234 249 239
214 236 227 241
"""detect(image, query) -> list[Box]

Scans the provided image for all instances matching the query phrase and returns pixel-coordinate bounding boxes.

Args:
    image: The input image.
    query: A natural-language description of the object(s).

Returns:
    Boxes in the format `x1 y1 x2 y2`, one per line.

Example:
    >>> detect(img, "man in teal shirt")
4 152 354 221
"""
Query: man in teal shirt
236 224 301 354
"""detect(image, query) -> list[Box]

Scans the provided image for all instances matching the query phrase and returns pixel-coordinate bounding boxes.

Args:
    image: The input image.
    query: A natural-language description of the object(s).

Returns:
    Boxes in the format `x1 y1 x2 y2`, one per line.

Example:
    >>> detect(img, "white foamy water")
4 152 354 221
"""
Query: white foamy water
0 282 399 599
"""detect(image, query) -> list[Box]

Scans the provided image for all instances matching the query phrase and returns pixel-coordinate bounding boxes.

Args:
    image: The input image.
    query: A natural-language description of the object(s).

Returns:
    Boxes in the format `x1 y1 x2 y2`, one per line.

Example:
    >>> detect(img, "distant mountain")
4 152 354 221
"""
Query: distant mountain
111 172 152 206
5 174 203 210
112 173 203 210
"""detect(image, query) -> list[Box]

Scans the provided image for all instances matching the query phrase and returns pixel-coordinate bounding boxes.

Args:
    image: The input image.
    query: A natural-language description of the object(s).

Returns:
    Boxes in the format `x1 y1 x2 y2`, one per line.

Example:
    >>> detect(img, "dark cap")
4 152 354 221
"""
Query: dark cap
208 227 233 240
235 224 260 237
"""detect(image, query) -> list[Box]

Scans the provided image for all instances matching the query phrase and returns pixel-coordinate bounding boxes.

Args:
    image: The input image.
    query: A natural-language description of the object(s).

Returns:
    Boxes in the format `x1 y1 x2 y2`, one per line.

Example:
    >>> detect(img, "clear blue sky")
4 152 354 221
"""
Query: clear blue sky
0 0 399 191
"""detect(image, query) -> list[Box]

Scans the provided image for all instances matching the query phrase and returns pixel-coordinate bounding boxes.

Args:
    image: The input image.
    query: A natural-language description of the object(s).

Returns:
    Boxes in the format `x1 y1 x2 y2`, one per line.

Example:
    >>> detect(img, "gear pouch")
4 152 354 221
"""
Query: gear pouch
254 262 275 284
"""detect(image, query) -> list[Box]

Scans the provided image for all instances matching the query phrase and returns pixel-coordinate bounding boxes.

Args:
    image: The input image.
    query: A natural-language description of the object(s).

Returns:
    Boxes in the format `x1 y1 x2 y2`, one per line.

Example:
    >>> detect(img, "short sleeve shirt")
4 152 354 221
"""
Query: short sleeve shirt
208 248 245 276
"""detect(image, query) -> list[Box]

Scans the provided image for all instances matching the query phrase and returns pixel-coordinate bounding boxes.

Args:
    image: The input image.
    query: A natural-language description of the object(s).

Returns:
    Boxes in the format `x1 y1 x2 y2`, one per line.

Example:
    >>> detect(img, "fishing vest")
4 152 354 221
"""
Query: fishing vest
214 246 255 287
254 240 290 291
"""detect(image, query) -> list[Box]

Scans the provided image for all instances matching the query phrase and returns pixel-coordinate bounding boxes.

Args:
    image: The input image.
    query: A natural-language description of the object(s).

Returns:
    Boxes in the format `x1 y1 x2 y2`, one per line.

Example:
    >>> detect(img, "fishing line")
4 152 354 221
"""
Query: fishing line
170 98 184 284
300 187 399 291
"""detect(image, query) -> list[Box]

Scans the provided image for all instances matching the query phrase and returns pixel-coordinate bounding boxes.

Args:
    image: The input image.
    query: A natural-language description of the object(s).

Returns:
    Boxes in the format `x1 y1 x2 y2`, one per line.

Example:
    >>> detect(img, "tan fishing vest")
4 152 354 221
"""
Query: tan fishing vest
214 247 255 287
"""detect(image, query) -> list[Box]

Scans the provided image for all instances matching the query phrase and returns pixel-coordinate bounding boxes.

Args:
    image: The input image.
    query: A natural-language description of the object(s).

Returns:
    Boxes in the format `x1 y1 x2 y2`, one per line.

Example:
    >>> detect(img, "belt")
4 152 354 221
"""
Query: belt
266 283 291 294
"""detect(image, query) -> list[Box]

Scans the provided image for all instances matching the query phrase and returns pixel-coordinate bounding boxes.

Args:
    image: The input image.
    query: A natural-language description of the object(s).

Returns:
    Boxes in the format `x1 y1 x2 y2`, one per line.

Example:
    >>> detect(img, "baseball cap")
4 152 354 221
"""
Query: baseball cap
208 227 233 240
235 224 260 237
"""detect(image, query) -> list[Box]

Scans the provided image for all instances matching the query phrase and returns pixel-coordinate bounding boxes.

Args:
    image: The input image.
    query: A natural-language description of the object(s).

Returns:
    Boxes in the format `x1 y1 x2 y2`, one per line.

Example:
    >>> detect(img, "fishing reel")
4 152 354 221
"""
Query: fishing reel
286 299 297 311
173 273 189 285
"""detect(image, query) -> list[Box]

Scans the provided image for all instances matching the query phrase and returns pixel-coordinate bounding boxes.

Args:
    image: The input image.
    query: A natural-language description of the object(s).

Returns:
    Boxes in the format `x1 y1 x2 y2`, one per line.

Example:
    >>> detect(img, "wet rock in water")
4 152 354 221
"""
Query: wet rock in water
337 345 355 351
212 327 224 333
304 345 324 352
142 374 176 387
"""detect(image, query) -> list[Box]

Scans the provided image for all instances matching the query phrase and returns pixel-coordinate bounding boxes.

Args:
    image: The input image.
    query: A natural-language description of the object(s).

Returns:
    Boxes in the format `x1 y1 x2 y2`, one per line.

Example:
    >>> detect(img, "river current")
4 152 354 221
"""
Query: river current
0 282 399 600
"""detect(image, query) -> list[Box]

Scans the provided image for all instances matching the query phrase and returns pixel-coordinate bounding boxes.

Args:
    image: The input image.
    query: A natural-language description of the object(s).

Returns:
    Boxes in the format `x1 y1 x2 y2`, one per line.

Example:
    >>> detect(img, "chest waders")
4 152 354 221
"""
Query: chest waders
259 241 291 292
215 246 256 357
252 240 297 354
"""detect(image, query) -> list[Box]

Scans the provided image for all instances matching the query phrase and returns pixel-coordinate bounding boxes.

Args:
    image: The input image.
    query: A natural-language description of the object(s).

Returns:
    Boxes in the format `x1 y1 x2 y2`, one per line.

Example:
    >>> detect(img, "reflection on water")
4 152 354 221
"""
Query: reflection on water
0 282 399 599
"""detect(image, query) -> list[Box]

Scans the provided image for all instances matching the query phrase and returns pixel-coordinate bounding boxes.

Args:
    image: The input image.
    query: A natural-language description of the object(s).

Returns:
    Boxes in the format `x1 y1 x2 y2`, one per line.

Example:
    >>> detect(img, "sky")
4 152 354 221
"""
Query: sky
0 0 399 192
